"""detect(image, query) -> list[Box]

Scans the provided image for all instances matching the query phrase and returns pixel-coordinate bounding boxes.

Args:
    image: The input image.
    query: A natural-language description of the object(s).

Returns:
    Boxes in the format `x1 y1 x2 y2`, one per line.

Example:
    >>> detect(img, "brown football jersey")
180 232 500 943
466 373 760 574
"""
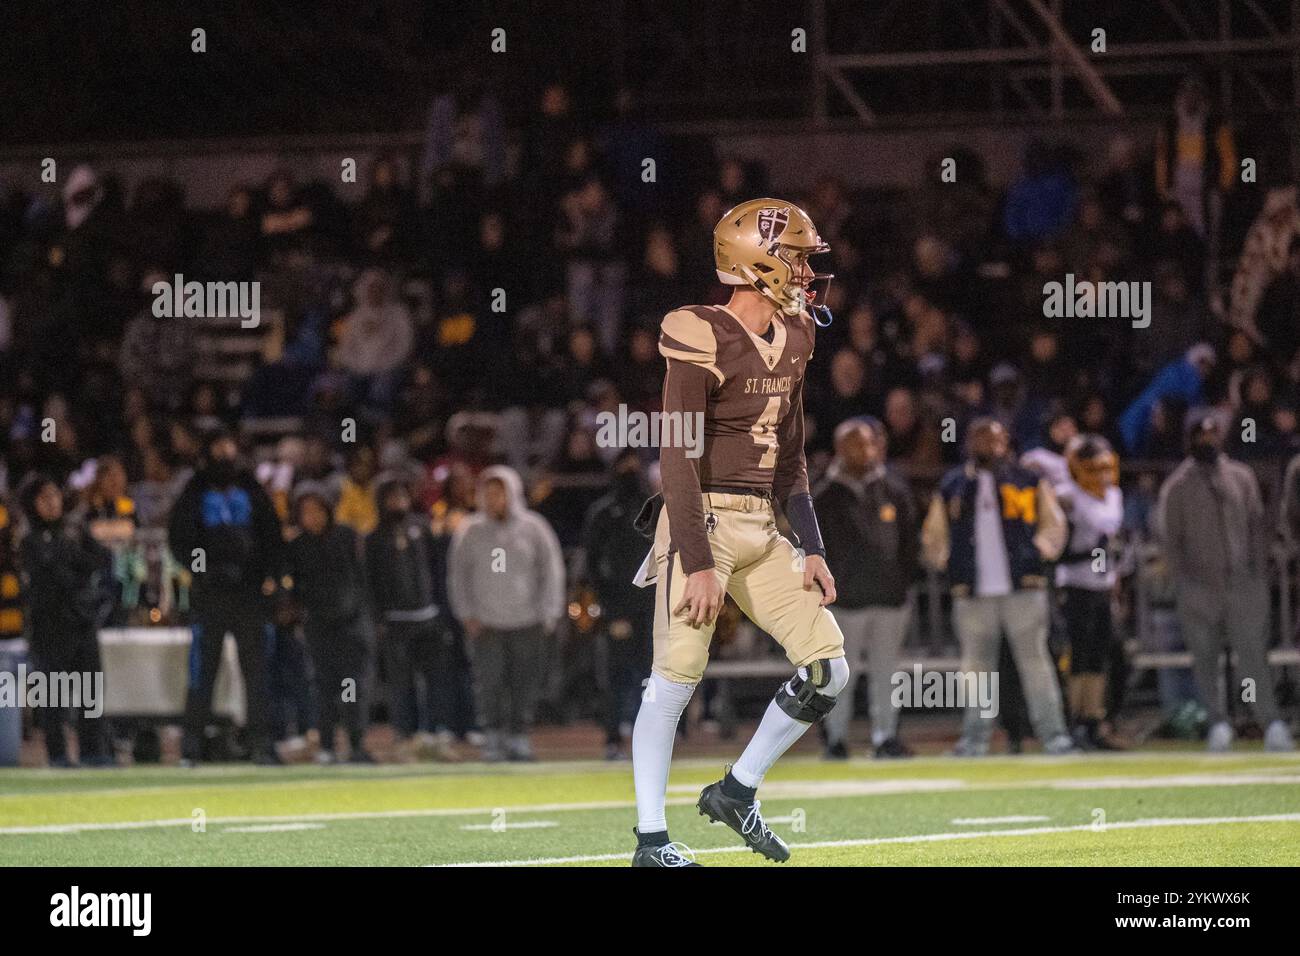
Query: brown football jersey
658 304 814 573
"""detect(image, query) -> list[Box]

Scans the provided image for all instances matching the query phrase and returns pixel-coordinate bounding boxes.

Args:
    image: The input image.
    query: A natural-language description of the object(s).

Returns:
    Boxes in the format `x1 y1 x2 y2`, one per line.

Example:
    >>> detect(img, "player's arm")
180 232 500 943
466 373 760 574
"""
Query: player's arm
1033 479 1067 561
659 309 725 626
660 358 715 575
772 377 835 605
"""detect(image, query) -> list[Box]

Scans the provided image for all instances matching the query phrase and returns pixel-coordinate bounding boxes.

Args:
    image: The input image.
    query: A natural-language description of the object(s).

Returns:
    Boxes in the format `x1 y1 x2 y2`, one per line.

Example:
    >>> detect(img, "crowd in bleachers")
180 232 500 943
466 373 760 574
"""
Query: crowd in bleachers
1 75 1298 764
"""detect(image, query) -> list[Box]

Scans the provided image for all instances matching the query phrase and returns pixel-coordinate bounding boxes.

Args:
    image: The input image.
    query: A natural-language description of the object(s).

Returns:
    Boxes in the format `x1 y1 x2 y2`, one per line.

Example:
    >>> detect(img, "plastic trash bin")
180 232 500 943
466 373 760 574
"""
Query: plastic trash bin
0 640 25 766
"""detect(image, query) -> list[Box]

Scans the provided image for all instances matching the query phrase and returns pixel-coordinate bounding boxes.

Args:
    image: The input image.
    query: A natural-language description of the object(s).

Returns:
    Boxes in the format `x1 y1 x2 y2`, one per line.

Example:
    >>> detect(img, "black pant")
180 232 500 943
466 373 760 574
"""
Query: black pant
470 626 542 735
30 629 110 763
305 615 371 751
997 637 1030 744
381 619 450 738
603 612 652 744
269 621 312 741
1063 587 1113 674
183 599 271 759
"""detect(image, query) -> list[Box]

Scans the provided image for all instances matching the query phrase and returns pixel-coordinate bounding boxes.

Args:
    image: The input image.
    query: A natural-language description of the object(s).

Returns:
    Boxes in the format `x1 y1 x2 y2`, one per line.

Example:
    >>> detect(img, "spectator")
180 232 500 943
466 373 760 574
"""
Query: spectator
1227 186 1300 345
118 267 195 413
74 454 136 553
1147 201 1205 292
365 475 457 760
259 169 316 264
579 450 655 760
558 176 627 356
354 156 416 266
167 432 281 765
1118 343 1215 454
423 75 507 199
882 387 942 472
921 418 1074 755
1155 411 1293 751
1155 75 1235 238
194 185 260 282
130 444 184 529
334 269 414 414
447 465 565 762
1002 140 1079 243
18 474 114 767
335 444 380 537
286 484 374 764
815 419 919 759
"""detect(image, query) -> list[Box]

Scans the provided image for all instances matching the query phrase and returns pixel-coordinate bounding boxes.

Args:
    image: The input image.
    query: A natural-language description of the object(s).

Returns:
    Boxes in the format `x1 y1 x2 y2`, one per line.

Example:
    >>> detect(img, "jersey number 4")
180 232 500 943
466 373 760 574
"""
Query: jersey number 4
750 397 781 469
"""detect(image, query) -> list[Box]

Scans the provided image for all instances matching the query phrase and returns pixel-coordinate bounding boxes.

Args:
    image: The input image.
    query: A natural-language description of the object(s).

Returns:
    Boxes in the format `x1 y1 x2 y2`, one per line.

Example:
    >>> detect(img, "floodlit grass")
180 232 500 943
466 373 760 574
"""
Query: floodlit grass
1 751 1298 866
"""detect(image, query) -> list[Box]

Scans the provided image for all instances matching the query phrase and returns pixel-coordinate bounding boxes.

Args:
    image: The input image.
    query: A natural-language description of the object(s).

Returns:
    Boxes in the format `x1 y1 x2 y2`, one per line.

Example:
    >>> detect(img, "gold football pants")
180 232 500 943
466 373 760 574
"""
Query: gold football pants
651 492 845 684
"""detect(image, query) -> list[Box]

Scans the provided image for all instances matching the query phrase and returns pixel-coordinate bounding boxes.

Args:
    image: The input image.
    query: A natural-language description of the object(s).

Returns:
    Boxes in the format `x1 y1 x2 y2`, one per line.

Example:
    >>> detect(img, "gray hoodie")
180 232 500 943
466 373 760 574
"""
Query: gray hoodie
447 465 566 630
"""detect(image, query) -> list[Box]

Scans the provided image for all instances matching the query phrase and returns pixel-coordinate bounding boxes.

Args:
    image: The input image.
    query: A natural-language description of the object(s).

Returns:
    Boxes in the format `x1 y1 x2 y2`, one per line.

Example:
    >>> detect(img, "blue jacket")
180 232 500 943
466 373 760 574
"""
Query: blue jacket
1118 358 1204 454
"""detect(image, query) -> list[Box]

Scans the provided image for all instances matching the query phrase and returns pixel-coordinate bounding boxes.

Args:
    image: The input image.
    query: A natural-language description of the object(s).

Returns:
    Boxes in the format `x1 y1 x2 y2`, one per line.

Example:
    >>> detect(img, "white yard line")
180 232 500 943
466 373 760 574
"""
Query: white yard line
435 813 1300 867
951 815 1050 825
460 821 558 831
223 823 326 833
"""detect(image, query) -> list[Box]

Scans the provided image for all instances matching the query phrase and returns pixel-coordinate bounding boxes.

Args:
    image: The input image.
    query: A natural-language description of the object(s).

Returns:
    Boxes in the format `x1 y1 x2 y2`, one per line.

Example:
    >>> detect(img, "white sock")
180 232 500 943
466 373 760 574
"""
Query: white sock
632 672 696 834
731 700 812 789
732 661 849 789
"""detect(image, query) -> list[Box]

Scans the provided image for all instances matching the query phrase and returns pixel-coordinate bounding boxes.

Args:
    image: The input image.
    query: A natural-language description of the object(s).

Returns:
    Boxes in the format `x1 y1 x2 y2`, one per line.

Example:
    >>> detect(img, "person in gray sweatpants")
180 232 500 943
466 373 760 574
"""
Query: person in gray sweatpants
1156 411 1294 752
814 419 919 758
922 419 1074 756
447 465 566 761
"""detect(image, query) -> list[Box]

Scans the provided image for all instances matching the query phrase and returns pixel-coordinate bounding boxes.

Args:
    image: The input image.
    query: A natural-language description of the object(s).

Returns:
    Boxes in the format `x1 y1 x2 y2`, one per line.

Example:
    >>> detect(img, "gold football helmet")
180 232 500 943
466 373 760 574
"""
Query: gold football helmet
714 198 834 324
1067 434 1119 499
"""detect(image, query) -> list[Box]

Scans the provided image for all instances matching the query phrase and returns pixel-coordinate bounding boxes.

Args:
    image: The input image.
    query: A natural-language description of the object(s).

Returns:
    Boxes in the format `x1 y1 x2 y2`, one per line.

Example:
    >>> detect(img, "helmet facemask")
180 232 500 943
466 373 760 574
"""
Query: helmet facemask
751 243 835 324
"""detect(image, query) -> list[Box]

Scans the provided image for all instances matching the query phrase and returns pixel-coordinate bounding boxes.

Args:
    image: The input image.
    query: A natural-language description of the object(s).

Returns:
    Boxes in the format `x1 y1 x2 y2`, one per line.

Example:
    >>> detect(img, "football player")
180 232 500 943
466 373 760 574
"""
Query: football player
1056 434 1125 750
630 200 848 866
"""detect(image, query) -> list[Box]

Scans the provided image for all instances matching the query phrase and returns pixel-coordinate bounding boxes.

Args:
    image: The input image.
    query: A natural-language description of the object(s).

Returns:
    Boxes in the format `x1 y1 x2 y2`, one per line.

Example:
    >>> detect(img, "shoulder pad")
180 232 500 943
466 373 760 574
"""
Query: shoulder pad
660 308 724 383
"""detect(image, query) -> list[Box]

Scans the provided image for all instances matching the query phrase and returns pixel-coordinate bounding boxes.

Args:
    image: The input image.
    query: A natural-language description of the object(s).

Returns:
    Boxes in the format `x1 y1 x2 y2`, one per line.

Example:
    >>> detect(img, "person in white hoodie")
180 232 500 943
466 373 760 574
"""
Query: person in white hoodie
335 269 414 412
447 466 566 761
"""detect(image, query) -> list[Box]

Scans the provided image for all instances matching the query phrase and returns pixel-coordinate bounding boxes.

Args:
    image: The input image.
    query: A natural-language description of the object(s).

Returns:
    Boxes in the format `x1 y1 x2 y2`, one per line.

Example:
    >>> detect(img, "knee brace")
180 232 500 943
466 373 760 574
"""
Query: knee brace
775 657 850 723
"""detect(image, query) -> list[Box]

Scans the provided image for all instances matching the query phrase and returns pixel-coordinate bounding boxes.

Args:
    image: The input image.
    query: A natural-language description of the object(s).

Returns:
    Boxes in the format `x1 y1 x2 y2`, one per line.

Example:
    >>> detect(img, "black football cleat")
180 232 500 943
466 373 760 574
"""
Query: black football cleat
873 736 914 759
631 829 701 867
696 780 790 863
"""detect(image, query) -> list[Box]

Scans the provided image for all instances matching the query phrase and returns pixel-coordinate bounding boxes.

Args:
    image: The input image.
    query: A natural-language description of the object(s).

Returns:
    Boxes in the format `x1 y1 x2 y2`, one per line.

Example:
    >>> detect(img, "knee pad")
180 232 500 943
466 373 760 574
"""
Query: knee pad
775 656 850 723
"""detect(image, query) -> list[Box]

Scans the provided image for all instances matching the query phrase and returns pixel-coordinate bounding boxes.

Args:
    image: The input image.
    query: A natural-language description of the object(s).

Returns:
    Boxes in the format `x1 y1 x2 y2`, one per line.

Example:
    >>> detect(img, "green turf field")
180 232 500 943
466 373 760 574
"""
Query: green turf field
2 751 1298 866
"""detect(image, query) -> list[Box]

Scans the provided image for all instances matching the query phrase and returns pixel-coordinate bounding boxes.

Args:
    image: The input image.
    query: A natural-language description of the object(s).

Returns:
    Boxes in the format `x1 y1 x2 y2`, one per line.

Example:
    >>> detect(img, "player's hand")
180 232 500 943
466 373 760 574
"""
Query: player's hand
675 569 724 628
803 554 836 606
463 618 482 639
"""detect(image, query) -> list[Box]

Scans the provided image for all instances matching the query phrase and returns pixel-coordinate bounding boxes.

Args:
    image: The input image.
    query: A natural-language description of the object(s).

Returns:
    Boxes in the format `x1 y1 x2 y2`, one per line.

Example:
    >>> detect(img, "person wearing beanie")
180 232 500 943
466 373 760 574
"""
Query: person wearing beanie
1156 410 1294 752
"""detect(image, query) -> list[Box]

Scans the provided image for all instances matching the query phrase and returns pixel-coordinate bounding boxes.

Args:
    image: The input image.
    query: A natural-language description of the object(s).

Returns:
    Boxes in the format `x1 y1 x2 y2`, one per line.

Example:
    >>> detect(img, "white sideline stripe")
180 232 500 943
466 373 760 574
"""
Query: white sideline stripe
1051 773 1300 789
460 821 558 831
434 813 1300 867
223 823 326 833
951 815 1049 825
6 770 1300 836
